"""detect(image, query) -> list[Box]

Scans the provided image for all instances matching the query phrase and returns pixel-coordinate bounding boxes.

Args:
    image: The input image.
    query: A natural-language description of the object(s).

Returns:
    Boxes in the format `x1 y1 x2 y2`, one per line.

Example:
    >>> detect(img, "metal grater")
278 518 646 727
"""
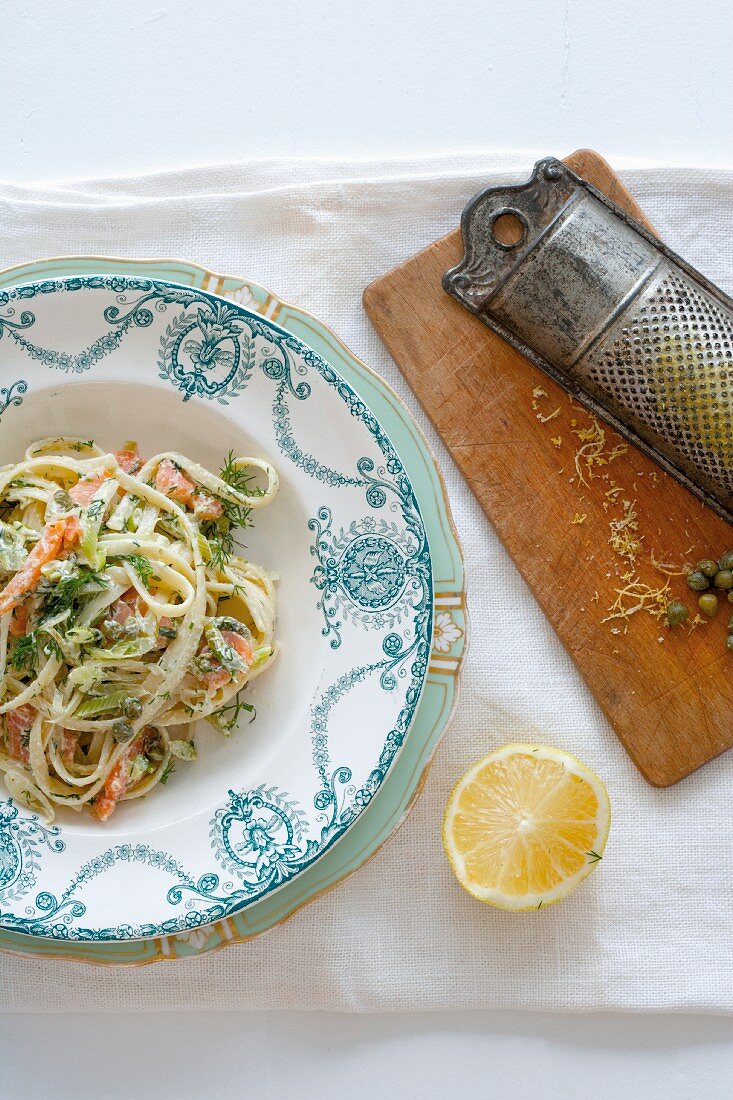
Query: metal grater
443 157 733 525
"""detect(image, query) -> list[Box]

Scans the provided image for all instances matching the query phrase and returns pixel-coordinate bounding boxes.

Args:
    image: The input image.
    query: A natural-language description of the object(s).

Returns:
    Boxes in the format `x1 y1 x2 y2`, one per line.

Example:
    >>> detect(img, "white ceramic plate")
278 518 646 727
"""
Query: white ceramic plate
0 275 432 940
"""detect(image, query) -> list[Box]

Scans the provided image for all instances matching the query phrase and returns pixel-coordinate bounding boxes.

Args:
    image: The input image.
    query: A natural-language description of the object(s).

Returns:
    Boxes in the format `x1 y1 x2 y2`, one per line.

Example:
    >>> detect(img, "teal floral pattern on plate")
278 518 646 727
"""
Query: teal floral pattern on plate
0 801 64 904
0 258 465 964
310 508 423 647
0 272 433 941
0 378 27 422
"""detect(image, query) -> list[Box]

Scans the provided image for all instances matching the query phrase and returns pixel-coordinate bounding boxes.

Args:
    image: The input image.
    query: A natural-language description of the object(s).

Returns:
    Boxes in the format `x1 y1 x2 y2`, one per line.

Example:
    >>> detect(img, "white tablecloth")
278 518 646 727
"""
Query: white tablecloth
1 154 732 1012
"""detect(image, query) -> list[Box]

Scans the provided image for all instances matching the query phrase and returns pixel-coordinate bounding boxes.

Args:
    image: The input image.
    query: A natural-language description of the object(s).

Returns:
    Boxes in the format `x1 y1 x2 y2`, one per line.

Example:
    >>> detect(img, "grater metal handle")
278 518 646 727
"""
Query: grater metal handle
444 158 733 526
443 158 578 311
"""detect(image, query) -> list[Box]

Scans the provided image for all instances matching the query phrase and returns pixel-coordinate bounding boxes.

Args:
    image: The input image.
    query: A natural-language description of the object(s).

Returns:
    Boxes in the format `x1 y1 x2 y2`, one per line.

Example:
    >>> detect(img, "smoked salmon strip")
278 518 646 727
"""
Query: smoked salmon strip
60 729 79 768
202 630 254 692
0 516 82 616
154 459 196 507
114 448 143 474
4 704 36 764
9 603 28 637
192 490 224 521
69 473 109 506
90 727 156 821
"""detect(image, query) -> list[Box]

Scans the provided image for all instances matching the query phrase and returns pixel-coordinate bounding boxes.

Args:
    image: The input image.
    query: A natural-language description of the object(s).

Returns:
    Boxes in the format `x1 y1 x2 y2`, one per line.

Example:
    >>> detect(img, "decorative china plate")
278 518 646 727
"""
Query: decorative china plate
0 258 465 964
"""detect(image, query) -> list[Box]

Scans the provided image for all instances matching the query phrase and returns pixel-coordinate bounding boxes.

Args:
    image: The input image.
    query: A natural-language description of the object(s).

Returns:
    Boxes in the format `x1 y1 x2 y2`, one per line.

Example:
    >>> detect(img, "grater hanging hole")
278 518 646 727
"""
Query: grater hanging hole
491 209 528 249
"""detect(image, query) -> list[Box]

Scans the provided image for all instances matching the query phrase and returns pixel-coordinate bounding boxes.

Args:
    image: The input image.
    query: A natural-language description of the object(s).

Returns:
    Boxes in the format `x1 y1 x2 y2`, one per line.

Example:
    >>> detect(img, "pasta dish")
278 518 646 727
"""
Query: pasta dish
0 437 278 822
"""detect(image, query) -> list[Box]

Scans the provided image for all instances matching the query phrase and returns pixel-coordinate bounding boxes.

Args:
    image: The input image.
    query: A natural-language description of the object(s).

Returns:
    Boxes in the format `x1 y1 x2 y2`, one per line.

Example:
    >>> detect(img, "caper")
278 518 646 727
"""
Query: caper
714 570 733 590
53 489 74 512
158 624 178 640
123 619 141 639
101 619 124 642
697 559 719 578
123 696 143 720
699 593 719 617
686 571 709 591
212 616 249 636
146 731 165 762
111 718 134 743
726 635 733 653
719 550 733 571
666 600 689 627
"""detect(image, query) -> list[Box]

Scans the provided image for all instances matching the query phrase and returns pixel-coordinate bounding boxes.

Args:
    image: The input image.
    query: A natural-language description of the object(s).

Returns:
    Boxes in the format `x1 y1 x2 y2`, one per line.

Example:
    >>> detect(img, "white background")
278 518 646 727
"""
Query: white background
2 0 732 180
2 0 733 1097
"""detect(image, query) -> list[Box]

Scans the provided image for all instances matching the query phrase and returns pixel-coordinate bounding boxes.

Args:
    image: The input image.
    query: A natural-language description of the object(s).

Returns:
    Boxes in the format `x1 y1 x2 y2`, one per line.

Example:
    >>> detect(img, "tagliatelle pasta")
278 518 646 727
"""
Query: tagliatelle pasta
0 437 278 822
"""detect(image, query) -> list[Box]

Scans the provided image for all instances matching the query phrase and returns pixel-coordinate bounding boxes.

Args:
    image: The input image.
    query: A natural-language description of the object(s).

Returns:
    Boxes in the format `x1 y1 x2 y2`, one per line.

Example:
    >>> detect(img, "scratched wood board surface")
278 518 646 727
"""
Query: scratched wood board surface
363 148 733 786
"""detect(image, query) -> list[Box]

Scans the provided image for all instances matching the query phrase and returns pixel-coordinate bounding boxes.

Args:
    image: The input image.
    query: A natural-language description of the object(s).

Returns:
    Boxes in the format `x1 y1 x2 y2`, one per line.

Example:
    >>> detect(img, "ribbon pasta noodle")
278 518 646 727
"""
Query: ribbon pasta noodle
0 437 278 822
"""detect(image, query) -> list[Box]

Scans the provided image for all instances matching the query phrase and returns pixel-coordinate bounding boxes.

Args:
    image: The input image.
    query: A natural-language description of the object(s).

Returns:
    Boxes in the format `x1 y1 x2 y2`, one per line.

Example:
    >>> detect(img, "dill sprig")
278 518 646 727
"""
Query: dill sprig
39 566 108 626
207 688 256 734
159 759 176 785
122 554 156 589
10 631 39 672
218 451 260 526
10 629 63 672
202 452 261 570
203 523 235 571
43 634 64 662
87 498 105 522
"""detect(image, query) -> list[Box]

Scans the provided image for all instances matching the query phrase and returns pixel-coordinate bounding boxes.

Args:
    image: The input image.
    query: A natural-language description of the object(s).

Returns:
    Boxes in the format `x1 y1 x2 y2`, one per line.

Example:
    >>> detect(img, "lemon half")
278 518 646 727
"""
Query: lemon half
442 744 610 911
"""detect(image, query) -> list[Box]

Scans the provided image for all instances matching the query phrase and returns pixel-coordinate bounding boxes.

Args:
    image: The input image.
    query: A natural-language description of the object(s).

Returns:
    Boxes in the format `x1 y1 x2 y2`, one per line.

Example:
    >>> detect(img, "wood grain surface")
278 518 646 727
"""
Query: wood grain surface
363 149 733 786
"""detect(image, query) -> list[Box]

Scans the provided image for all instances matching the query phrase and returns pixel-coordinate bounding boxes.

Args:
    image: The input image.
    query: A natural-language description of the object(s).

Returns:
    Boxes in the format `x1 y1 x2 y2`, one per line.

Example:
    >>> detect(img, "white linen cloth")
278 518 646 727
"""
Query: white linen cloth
1 154 732 1013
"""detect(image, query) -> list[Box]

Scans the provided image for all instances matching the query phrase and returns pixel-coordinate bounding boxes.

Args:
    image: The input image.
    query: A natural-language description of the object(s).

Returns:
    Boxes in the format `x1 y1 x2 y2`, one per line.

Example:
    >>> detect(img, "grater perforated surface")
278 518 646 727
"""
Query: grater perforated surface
584 266 733 511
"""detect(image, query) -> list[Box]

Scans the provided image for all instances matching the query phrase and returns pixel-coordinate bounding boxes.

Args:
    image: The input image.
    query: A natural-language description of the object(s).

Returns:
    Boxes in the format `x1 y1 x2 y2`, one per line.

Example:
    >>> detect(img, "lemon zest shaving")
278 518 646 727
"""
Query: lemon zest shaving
608 500 643 564
602 576 671 626
572 417 629 486
649 551 686 577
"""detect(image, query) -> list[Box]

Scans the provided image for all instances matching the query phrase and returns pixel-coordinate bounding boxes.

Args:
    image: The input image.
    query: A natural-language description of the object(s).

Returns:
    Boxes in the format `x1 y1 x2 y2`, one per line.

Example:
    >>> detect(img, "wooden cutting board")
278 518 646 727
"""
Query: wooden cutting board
364 149 733 787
